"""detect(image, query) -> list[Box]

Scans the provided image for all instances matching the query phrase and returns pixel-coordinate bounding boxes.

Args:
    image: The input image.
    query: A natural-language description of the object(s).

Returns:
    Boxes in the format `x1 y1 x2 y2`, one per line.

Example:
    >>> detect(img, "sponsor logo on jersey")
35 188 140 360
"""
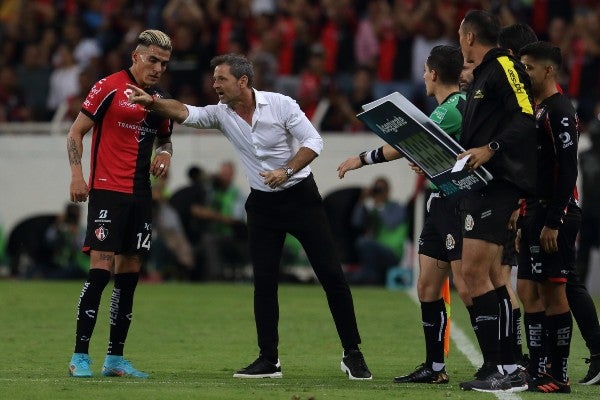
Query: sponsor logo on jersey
122 88 139 109
445 234 455 250
481 209 492 219
473 89 484 99
95 226 108 241
465 214 474 231
431 107 448 124
116 121 158 143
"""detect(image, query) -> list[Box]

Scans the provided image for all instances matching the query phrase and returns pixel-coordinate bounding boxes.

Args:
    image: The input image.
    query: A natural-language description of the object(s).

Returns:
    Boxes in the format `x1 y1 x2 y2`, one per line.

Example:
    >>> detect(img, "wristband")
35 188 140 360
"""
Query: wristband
146 94 158 109
359 151 368 165
372 146 386 164
360 147 386 165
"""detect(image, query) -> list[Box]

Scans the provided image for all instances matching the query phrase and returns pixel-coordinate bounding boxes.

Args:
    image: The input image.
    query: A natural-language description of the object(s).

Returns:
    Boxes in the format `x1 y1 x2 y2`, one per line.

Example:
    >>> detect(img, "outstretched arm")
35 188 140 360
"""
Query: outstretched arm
127 83 190 123
337 144 402 179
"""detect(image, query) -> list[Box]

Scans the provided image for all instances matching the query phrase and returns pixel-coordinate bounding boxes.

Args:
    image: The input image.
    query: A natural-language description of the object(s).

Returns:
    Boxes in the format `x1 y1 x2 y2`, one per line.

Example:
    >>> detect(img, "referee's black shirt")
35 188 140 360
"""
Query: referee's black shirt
461 47 537 195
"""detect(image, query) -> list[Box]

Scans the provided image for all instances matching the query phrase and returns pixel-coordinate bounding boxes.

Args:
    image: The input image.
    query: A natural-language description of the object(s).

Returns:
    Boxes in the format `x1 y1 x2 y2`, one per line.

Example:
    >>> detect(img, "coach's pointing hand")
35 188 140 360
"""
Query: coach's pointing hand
127 84 153 107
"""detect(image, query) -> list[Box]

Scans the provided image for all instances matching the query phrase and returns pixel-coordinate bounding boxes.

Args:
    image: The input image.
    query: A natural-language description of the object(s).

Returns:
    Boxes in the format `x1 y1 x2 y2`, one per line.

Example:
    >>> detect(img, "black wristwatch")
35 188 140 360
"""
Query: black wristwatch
282 166 294 179
488 141 500 152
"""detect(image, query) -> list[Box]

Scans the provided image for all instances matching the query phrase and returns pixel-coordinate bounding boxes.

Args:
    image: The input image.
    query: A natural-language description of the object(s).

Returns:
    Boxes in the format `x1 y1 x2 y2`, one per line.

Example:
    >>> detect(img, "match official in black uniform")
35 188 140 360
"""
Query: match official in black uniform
457 10 536 392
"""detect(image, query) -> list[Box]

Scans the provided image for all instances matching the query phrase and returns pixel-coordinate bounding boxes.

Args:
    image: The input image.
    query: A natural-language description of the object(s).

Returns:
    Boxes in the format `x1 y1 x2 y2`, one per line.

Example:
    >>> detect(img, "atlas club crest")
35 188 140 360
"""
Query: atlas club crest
95 226 109 241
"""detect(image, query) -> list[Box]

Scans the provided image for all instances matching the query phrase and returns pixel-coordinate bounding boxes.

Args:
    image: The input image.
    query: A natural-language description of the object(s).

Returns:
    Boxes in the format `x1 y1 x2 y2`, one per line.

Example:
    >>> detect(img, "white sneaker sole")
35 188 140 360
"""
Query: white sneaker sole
580 372 600 385
232 372 282 378
341 361 373 380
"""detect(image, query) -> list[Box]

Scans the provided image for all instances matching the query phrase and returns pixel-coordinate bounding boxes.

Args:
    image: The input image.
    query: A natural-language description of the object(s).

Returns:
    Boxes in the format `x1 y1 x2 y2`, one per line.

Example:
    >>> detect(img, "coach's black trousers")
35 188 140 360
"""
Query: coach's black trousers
245 174 362 359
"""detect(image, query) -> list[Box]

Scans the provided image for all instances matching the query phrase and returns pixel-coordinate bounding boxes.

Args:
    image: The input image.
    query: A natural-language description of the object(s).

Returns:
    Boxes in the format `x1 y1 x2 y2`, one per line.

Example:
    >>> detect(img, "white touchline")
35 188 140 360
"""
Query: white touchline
408 288 521 400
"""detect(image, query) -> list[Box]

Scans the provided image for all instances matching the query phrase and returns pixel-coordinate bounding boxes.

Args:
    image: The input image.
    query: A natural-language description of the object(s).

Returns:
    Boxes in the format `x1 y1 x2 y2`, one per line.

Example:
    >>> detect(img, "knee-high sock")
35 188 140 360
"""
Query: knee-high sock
524 311 547 377
472 290 501 365
496 285 516 366
74 269 111 354
421 298 447 366
467 305 485 354
547 311 573 383
512 307 524 362
107 272 139 356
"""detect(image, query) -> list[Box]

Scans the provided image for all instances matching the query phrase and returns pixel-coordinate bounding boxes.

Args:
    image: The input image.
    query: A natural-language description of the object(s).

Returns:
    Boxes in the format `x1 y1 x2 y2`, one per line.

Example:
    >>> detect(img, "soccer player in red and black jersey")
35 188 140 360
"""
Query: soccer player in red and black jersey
66 30 173 379
518 41 581 393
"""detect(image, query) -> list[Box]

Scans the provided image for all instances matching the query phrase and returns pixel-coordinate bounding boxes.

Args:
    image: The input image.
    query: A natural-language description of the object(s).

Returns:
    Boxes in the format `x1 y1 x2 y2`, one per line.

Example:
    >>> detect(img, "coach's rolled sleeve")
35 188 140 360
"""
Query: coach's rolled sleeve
182 104 219 129
286 104 324 155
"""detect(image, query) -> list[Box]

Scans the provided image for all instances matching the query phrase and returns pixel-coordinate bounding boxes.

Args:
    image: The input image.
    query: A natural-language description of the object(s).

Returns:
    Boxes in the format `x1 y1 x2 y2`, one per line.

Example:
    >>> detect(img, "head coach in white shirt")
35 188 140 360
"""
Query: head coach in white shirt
126 53 372 381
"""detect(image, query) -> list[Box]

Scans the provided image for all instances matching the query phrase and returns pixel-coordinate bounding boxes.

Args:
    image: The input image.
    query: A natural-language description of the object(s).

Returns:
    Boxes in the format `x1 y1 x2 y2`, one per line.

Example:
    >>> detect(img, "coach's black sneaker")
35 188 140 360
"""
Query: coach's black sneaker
460 367 511 392
393 363 449 384
506 368 529 392
341 350 372 380
233 356 282 378
579 354 600 385
528 373 571 393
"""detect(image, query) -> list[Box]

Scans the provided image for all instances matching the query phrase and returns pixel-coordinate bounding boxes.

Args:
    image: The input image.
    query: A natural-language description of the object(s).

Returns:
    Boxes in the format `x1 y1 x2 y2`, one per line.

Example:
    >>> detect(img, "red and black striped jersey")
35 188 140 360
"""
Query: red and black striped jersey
81 69 172 196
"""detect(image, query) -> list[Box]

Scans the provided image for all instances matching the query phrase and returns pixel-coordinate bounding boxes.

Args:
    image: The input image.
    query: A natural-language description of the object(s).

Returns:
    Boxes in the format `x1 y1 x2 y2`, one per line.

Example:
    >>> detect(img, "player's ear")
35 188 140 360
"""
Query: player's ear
467 31 475 46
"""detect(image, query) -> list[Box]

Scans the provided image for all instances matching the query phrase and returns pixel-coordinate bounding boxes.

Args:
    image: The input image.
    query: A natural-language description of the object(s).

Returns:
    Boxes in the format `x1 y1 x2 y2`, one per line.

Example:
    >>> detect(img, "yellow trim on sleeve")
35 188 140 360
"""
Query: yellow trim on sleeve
497 56 533 115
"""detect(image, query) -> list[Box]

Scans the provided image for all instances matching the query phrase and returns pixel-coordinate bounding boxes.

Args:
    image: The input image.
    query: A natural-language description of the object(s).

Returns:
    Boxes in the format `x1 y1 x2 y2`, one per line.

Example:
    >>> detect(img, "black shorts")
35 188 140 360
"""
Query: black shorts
83 189 153 255
502 229 518 267
517 204 581 282
419 192 462 262
459 181 521 245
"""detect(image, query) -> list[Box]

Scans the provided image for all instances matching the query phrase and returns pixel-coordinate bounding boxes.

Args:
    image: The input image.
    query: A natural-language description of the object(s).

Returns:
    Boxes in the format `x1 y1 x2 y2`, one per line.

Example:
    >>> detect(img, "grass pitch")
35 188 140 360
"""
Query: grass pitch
0 280 599 399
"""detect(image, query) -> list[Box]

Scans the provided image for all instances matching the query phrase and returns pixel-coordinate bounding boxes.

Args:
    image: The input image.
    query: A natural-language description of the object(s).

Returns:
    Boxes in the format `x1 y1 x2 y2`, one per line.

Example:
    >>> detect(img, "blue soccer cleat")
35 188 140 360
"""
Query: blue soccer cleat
69 353 93 377
101 355 149 378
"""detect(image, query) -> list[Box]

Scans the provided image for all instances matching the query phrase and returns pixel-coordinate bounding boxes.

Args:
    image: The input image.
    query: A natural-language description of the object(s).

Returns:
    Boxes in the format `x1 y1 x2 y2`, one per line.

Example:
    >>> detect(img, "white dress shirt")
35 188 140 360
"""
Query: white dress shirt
183 89 323 191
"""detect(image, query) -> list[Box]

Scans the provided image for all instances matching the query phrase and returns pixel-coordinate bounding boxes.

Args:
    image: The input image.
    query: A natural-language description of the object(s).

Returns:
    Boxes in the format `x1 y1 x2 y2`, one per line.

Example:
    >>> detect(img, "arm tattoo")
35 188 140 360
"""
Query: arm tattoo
67 137 82 166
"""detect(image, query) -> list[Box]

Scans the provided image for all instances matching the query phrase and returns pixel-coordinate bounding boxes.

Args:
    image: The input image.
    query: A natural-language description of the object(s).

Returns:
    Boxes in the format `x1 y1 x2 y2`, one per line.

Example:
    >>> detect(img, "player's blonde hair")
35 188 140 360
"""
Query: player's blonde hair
137 30 172 51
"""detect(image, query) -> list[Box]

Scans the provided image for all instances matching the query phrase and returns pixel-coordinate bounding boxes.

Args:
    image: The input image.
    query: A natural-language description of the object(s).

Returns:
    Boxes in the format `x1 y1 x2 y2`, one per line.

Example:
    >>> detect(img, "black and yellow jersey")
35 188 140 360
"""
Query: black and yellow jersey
461 47 536 194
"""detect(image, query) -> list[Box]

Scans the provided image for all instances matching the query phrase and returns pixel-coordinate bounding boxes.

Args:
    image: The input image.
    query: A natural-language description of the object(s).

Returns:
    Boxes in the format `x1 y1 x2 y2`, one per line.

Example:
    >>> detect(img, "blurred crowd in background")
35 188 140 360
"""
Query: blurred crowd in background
1 0 600 131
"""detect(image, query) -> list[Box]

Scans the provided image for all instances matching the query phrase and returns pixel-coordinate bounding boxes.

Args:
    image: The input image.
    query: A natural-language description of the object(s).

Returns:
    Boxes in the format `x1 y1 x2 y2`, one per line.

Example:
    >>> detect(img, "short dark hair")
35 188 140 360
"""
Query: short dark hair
210 53 254 87
462 9 500 46
519 41 562 68
426 45 464 85
498 23 538 54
